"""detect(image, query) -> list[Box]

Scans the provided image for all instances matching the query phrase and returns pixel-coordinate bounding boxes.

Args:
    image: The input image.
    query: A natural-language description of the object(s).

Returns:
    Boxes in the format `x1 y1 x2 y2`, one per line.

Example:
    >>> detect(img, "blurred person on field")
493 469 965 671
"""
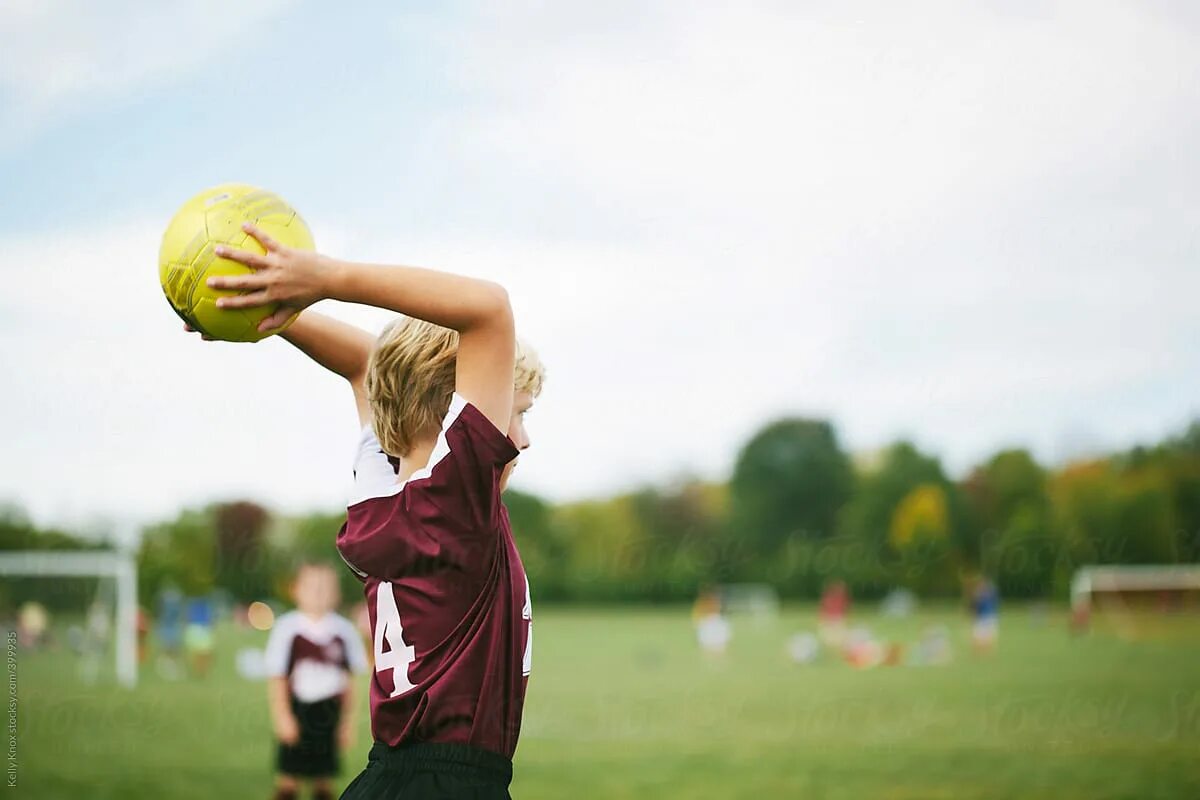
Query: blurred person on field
843 625 884 668
968 575 999 655
692 585 731 656
79 598 112 683
136 606 150 663
818 580 850 649
156 586 185 679
17 601 49 649
911 624 952 666
264 561 368 800
184 594 216 678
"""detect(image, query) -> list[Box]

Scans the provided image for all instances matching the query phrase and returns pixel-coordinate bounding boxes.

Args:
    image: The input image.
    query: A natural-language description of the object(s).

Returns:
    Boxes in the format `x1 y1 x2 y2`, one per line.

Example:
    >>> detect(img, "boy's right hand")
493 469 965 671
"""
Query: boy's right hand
207 222 334 333
274 713 301 746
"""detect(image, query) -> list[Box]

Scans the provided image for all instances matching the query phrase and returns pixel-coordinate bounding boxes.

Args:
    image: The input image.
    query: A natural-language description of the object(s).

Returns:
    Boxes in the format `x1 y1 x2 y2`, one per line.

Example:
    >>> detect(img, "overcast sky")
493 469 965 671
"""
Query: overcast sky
1 0 1197 534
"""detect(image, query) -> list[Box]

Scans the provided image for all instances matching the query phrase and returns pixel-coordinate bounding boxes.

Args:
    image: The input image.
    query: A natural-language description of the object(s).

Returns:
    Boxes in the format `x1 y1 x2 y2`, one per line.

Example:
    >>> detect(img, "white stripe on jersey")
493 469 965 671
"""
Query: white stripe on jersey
347 393 469 507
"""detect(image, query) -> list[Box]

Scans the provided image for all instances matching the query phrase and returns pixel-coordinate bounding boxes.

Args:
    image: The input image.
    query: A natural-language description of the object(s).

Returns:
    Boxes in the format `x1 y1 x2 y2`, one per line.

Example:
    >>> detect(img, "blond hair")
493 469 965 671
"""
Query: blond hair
366 317 545 456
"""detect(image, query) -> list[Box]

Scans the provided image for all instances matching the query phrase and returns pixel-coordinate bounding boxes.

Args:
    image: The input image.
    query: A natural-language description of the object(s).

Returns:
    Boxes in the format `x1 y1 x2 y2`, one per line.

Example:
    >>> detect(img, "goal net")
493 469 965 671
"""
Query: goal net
0 550 138 687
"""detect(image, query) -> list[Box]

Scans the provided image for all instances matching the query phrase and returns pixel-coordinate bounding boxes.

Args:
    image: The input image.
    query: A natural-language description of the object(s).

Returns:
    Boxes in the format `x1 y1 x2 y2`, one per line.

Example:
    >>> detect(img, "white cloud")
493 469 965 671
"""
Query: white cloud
438 1 1196 239
415 0 1200 455
1 0 1198 527
0 0 296 149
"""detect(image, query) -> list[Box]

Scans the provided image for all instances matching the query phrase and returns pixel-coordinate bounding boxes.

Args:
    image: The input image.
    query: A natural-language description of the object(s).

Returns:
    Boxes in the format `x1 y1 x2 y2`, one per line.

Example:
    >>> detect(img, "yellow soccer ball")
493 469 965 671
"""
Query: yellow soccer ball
159 184 314 342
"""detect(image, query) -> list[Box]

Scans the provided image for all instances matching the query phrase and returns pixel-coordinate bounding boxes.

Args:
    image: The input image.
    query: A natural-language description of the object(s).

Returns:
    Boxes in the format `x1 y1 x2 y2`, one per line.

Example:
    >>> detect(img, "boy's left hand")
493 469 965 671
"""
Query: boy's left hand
207 222 333 331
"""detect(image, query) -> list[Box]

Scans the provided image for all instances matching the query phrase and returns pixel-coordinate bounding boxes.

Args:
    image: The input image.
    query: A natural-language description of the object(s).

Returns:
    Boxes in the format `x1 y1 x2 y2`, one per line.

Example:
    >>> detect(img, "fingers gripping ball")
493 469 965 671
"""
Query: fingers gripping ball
159 184 314 342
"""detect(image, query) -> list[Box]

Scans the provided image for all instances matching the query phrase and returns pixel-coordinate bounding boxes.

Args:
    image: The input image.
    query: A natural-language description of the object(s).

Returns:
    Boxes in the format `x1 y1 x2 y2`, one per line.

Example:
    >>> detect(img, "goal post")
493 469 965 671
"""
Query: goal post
0 550 138 688
1070 564 1200 630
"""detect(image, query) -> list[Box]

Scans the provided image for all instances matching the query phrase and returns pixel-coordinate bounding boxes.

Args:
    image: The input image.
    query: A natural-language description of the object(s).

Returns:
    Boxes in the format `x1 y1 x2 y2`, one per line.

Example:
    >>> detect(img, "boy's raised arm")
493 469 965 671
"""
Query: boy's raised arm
327 263 515 432
210 223 517 434
184 309 375 425
279 311 375 425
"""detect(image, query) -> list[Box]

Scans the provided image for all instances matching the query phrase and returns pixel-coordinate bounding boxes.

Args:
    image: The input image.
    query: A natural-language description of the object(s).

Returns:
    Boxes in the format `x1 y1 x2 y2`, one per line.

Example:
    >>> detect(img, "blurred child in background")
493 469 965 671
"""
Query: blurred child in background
969 576 999 655
818 580 850 650
265 562 368 800
16 601 49 649
692 585 731 657
156 586 184 679
184 594 215 678
136 606 149 664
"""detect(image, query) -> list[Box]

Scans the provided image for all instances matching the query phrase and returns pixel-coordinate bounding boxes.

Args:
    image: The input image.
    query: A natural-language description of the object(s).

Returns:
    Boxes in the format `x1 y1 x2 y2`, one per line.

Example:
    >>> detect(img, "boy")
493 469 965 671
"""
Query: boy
265 562 368 800
156 586 184 680
203 222 544 798
969 575 1000 654
817 580 850 650
691 586 730 657
183 594 215 678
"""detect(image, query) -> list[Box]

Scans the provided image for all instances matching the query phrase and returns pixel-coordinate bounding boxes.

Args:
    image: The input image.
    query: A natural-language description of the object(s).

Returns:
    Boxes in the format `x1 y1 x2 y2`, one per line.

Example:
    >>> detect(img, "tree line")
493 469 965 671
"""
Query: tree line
3 419 1198 608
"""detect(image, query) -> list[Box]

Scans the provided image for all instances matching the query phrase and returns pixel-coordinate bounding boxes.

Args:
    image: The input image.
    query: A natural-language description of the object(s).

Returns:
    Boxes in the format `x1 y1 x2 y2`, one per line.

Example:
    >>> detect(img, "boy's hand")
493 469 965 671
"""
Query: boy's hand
337 720 355 750
274 713 301 746
182 322 215 341
207 222 333 332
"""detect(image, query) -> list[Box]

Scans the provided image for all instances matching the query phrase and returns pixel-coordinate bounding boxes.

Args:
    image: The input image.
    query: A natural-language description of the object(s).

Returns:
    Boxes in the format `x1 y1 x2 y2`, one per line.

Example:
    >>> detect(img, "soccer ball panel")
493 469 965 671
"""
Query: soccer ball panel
190 295 257 343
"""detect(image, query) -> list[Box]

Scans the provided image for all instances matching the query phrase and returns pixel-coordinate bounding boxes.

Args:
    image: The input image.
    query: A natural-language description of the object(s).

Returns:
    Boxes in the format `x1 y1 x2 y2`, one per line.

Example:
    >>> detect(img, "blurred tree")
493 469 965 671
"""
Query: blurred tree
628 481 729 600
1120 421 1200 562
213 500 272 601
280 511 353 601
1112 471 1178 564
889 483 958 595
971 450 1047 529
890 483 950 550
506 489 571 601
1051 460 1120 566
0 505 105 612
32 419 1200 609
962 450 1059 597
992 502 1060 597
730 418 853 553
1165 458 1200 562
138 508 216 598
1052 459 1177 569
841 441 948 550
555 495 646 601
838 442 966 596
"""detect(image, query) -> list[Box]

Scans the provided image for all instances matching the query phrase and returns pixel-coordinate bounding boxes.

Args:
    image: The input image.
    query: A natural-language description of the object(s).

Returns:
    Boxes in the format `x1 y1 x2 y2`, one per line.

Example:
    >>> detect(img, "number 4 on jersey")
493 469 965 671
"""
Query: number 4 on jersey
374 581 417 697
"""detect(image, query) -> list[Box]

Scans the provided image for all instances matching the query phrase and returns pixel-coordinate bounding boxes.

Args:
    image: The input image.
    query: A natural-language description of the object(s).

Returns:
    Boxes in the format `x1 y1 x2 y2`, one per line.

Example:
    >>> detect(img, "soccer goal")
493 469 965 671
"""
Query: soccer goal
1070 564 1200 631
0 550 139 687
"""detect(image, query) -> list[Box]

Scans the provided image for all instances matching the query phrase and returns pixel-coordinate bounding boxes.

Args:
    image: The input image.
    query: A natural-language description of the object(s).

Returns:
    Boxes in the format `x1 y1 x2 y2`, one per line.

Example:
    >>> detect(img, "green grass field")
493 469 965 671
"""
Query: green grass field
16 606 1200 799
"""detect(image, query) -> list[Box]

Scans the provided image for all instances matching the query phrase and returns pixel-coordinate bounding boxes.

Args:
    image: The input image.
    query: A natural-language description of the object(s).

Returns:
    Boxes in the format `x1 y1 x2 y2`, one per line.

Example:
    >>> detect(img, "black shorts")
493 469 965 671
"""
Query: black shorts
278 696 342 778
339 741 513 799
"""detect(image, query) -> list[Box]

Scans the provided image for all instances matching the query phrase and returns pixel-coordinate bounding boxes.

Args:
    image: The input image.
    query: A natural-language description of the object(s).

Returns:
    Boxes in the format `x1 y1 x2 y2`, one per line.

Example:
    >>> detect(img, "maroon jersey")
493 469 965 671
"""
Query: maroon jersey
336 393 532 759
264 611 368 703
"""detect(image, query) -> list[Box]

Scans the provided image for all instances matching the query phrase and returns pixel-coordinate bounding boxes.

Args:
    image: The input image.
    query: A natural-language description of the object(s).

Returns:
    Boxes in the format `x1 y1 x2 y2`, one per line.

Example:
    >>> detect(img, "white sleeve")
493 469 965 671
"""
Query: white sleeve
263 613 294 677
341 617 369 674
348 424 402 506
